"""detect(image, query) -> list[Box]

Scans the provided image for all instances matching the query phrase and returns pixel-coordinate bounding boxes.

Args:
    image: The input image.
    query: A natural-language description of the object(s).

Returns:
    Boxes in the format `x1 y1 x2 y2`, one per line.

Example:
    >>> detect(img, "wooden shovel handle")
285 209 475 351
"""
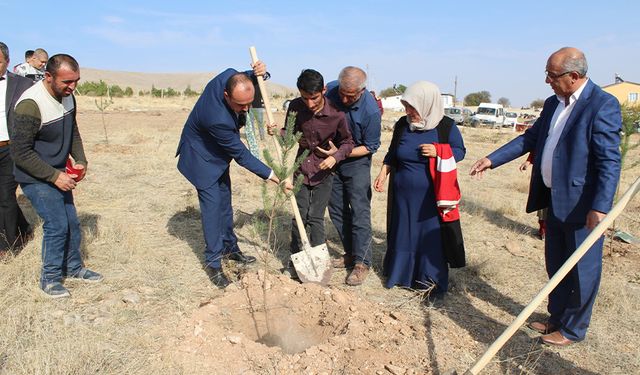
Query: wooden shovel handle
465 176 640 375
249 46 311 248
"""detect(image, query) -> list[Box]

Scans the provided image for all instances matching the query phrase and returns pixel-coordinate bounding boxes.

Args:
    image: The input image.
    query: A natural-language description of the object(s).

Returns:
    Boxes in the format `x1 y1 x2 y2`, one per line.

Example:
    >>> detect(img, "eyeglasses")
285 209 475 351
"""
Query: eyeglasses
545 70 573 80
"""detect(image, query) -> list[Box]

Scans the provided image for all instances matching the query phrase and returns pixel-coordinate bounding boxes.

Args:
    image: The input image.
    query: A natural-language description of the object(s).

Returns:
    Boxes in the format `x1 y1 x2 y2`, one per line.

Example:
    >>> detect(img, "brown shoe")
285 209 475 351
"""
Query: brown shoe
541 331 575 346
528 321 557 334
346 263 369 286
331 254 355 269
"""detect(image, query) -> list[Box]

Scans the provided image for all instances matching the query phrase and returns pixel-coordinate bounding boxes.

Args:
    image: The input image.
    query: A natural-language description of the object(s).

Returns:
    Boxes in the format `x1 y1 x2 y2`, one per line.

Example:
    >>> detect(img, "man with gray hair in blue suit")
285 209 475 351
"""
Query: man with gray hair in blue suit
470 47 621 346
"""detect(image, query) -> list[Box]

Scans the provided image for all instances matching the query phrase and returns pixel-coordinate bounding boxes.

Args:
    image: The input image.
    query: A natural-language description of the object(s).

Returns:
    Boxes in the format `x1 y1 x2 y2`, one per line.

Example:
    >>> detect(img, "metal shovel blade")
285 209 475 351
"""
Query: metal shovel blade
291 243 333 285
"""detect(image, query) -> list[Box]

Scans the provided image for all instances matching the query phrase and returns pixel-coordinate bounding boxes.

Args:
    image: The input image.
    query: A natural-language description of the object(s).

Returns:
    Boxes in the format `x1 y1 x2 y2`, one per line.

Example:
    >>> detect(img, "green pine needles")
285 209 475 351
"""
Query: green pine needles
258 111 309 259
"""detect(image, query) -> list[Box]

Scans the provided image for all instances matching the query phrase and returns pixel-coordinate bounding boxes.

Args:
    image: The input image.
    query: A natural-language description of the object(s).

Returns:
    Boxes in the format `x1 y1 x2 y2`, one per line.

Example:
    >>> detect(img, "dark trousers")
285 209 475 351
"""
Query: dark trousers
196 168 239 268
0 146 30 251
290 175 333 254
328 157 373 266
545 203 604 341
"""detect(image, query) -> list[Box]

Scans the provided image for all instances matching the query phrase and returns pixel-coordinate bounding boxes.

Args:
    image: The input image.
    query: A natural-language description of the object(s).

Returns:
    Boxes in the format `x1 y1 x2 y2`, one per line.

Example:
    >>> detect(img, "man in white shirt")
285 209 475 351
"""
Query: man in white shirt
0 42 33 259
13 48 48 82
469 47 621 347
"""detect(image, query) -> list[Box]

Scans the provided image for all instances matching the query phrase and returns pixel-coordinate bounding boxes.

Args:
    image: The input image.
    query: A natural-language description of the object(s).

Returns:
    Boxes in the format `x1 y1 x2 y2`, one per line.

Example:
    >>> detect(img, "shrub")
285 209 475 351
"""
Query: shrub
530 99 545 109
109 85 125 98
76 80 108 96
464 91 491 106
183 85 199 97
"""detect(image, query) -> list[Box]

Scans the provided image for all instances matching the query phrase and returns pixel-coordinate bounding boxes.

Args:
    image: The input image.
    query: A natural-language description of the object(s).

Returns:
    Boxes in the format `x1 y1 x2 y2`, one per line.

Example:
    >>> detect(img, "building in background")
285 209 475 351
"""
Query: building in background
602 75 640 105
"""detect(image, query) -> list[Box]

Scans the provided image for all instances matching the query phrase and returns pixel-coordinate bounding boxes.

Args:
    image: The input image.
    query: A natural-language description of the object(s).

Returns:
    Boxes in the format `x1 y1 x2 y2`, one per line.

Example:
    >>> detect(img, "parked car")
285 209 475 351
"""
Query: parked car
444 107 464 125
515 117 537 132
462 108 473 125
504 111 519 127
282 99 291 111
470 103 506 127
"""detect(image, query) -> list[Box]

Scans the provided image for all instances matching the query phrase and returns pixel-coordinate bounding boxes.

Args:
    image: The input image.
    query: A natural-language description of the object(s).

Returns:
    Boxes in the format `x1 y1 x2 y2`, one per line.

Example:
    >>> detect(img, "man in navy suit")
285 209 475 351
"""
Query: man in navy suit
176 61 289 288
470 47 621 346
0 42 32 259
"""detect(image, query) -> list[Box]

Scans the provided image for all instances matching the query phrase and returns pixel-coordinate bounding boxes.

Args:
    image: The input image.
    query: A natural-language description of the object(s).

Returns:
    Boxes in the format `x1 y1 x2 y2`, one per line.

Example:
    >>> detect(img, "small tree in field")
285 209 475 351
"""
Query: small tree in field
530 98 545 109
464 91 491 106
254 111 308 335
607 103 640 254
95 96 114 144
498 97 511 107
619 103 640 172
380 84 406 98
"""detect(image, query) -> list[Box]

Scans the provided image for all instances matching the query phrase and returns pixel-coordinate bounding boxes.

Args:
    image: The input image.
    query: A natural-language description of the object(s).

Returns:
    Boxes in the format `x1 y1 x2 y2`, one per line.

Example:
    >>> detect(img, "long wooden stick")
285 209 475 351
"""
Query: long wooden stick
464 176 640 375
249 46 314 257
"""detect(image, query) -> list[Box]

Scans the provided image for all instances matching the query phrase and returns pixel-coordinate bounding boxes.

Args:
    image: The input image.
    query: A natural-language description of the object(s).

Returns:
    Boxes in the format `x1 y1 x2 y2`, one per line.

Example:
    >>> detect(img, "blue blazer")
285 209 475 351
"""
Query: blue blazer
488 80 621 223
176 69 271 189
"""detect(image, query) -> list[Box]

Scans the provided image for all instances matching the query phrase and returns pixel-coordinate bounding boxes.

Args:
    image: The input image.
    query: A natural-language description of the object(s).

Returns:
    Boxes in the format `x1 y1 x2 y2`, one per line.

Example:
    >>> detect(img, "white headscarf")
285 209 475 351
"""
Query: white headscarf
401 81 444 131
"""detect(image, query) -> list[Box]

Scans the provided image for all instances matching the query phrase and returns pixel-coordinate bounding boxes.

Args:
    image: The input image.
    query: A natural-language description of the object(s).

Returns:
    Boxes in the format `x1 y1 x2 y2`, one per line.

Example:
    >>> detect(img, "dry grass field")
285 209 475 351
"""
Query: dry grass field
0 95 638 375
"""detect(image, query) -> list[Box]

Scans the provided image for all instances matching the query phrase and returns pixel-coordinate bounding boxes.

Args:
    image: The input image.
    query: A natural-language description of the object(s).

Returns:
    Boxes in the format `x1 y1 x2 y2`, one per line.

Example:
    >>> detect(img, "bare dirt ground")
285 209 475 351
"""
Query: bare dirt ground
0 97 638 375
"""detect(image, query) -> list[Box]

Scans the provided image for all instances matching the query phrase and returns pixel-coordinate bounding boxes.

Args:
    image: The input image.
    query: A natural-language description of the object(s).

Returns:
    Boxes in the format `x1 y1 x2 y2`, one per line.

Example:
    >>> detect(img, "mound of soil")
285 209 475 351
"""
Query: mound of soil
167 270 433 374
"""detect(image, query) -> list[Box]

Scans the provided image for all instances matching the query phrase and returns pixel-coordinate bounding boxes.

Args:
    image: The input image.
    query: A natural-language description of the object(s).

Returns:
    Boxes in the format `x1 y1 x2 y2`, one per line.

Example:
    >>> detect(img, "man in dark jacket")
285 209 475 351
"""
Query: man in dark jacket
176 61 288 288
0 42 32 259
470 47 621 346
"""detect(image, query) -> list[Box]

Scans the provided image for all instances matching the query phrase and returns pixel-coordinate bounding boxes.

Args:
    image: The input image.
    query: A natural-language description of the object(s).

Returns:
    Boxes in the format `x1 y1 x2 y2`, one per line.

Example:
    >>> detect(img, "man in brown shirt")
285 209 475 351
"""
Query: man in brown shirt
273 69 354 278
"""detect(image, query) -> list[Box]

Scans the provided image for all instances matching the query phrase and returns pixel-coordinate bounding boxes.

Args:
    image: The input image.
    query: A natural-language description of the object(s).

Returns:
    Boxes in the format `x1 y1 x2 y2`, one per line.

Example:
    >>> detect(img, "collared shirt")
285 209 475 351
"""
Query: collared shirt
326 81 381 155
286 97 354 186
0 73 8 141
13 62 44 82
540 79 589 187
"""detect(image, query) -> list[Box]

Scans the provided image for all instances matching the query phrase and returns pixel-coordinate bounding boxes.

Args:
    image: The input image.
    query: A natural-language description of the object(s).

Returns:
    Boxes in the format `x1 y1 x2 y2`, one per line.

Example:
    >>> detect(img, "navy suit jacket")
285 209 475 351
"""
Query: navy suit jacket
5 72 33 135
488 80 621 223
176 69 271 189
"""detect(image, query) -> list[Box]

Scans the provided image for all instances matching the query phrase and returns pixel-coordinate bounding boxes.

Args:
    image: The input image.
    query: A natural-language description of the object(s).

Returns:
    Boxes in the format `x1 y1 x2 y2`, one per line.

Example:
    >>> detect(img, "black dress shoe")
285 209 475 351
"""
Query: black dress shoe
207 267 230 289
226 251 256 264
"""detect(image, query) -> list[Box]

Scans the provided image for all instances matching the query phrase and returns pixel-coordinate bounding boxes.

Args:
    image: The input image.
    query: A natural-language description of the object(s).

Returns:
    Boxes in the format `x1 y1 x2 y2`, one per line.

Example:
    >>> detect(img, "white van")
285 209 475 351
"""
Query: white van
470 103 505 127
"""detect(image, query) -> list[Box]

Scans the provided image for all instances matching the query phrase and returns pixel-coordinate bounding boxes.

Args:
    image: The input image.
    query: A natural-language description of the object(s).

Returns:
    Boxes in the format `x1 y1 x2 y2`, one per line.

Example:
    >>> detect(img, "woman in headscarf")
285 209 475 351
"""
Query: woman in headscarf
374 81 466 296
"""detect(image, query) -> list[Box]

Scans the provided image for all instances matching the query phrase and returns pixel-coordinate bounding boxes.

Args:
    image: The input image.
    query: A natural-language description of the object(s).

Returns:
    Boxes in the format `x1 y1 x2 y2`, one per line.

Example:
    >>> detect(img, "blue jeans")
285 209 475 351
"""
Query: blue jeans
21 182 83 288
328 157 373 266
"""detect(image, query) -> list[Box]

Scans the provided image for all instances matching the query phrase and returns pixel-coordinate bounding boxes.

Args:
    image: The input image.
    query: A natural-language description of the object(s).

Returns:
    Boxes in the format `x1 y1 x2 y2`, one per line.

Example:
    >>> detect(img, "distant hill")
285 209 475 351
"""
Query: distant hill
81 67 296 97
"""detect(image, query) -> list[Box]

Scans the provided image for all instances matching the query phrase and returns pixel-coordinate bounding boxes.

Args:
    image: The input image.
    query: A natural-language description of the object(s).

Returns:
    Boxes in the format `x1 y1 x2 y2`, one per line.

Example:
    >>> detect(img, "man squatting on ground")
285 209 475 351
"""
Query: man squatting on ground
11 54 103 298
176 61 291 289
326 66 381 286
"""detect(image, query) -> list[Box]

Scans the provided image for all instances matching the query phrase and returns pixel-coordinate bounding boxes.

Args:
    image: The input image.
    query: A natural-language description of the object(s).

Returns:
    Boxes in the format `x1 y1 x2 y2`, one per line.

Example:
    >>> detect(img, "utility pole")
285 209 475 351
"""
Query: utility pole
454 75 458 105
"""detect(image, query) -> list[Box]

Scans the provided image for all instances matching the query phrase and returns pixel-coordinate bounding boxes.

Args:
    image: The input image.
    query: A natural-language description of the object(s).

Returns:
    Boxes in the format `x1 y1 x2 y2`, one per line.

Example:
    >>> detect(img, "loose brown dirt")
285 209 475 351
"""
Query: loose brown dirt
0 97 638 375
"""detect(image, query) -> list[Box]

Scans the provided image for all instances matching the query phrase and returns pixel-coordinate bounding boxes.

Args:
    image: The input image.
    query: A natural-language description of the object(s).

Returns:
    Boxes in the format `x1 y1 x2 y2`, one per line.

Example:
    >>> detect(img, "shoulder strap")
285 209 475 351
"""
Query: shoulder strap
390 116 407 150
436 116 454 144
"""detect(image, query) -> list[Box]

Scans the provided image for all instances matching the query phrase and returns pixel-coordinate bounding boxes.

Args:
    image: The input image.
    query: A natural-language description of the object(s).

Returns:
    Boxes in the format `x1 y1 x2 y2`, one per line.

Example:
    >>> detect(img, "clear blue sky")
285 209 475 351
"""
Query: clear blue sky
2 0 638 106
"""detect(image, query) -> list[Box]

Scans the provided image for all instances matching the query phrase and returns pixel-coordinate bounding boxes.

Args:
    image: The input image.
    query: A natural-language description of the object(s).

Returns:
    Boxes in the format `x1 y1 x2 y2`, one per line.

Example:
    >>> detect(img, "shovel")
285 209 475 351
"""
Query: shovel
249 46 333 285
449 176 640 375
